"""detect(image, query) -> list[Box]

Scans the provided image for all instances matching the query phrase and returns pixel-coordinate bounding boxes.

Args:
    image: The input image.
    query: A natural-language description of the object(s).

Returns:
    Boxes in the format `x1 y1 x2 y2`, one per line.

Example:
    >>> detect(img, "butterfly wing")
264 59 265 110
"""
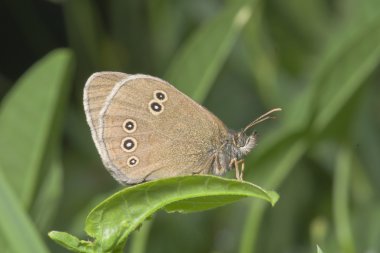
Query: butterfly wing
83 72 129 154
97 74 229 184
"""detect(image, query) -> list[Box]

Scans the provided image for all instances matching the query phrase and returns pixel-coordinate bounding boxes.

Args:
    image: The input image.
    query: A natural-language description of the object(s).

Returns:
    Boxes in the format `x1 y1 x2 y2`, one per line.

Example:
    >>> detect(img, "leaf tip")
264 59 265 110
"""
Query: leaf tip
268 191 280 206
48 231 84 251
48 230 60 240
316 245 324 253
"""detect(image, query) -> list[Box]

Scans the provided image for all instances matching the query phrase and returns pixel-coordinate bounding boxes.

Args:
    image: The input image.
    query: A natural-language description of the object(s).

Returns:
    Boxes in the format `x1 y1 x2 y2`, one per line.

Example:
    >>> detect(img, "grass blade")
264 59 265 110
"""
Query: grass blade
333 146 356 253
0 168 49 253
129 220 153 253
239 11 380 253
165 0 256 103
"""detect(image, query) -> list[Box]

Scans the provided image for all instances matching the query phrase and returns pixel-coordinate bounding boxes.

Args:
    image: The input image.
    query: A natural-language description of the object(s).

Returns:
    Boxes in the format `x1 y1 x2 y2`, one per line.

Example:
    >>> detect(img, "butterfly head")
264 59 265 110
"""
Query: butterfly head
233 131 257 157
231 108 282 158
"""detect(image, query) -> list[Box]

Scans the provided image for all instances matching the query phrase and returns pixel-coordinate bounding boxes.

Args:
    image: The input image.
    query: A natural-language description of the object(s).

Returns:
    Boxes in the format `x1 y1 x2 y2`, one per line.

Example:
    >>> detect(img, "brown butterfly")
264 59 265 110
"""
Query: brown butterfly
84 72 281 184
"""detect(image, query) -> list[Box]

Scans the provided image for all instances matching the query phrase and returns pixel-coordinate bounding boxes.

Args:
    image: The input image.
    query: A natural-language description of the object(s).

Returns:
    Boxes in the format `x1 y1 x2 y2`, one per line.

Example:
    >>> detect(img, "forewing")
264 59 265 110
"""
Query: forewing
98 74 228 184
83 72 129 152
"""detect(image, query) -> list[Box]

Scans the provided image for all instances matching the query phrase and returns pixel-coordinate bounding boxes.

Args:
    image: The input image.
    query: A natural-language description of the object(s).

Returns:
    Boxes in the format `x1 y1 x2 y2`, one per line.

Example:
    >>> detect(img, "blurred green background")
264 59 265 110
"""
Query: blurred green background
1 0 380 253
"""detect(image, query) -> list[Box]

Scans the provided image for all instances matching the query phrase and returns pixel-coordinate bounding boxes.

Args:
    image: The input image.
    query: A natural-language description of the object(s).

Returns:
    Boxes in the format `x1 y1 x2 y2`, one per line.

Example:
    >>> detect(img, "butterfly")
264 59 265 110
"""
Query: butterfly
84 72 281 184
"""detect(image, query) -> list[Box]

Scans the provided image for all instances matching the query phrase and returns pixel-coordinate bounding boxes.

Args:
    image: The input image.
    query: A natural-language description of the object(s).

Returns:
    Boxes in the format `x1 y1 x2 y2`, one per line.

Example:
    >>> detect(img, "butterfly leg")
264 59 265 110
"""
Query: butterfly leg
209 153 222 175
230 159 245 180
240 160 245 180
229 158 240 180
229 158 238 179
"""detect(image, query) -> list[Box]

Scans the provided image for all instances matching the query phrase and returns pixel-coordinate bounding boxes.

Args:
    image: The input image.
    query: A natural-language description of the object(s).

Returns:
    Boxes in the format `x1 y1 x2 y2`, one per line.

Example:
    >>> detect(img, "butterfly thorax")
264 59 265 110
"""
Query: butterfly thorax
211 130 257 176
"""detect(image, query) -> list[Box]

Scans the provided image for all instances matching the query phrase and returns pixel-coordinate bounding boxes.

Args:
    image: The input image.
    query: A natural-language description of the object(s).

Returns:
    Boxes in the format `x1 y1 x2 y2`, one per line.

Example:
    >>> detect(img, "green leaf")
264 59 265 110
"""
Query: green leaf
48 231 94 253
30 148 64 232
317 245 324 253
333 146 356 253
0 49 74 207
49 175 278 253
0 168 49 253
165 0 256 103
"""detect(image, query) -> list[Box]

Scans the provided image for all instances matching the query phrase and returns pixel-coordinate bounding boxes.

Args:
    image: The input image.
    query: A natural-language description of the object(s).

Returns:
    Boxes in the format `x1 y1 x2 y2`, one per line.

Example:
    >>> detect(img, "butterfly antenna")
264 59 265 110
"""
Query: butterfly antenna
242 108 282 133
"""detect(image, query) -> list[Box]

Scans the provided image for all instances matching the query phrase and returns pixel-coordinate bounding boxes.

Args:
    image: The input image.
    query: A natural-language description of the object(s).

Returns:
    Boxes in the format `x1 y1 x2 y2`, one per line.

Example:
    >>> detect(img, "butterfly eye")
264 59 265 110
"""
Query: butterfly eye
123 119 137 133
235 134 248 147
121 137 137 152
127 156 139 167
149 100 164 115
154 90 167 102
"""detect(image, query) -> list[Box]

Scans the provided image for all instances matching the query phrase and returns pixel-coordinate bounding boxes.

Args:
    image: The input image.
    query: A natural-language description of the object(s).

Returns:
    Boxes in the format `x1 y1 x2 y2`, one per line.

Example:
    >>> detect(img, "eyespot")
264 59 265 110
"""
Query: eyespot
154 90 167 102
149 100 164 115
127 156 139 167
121 137 137 152
123 119 137 133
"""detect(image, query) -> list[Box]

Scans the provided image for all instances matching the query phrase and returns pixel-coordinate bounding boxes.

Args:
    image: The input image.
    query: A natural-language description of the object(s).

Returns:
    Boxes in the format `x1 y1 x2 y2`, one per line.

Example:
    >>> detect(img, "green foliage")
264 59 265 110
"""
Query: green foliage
239 8 380 253
0 167 49 253
1 1 380 253
49 176 278 252
0 49 74 207
0 49 74 252
165 0 257 102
